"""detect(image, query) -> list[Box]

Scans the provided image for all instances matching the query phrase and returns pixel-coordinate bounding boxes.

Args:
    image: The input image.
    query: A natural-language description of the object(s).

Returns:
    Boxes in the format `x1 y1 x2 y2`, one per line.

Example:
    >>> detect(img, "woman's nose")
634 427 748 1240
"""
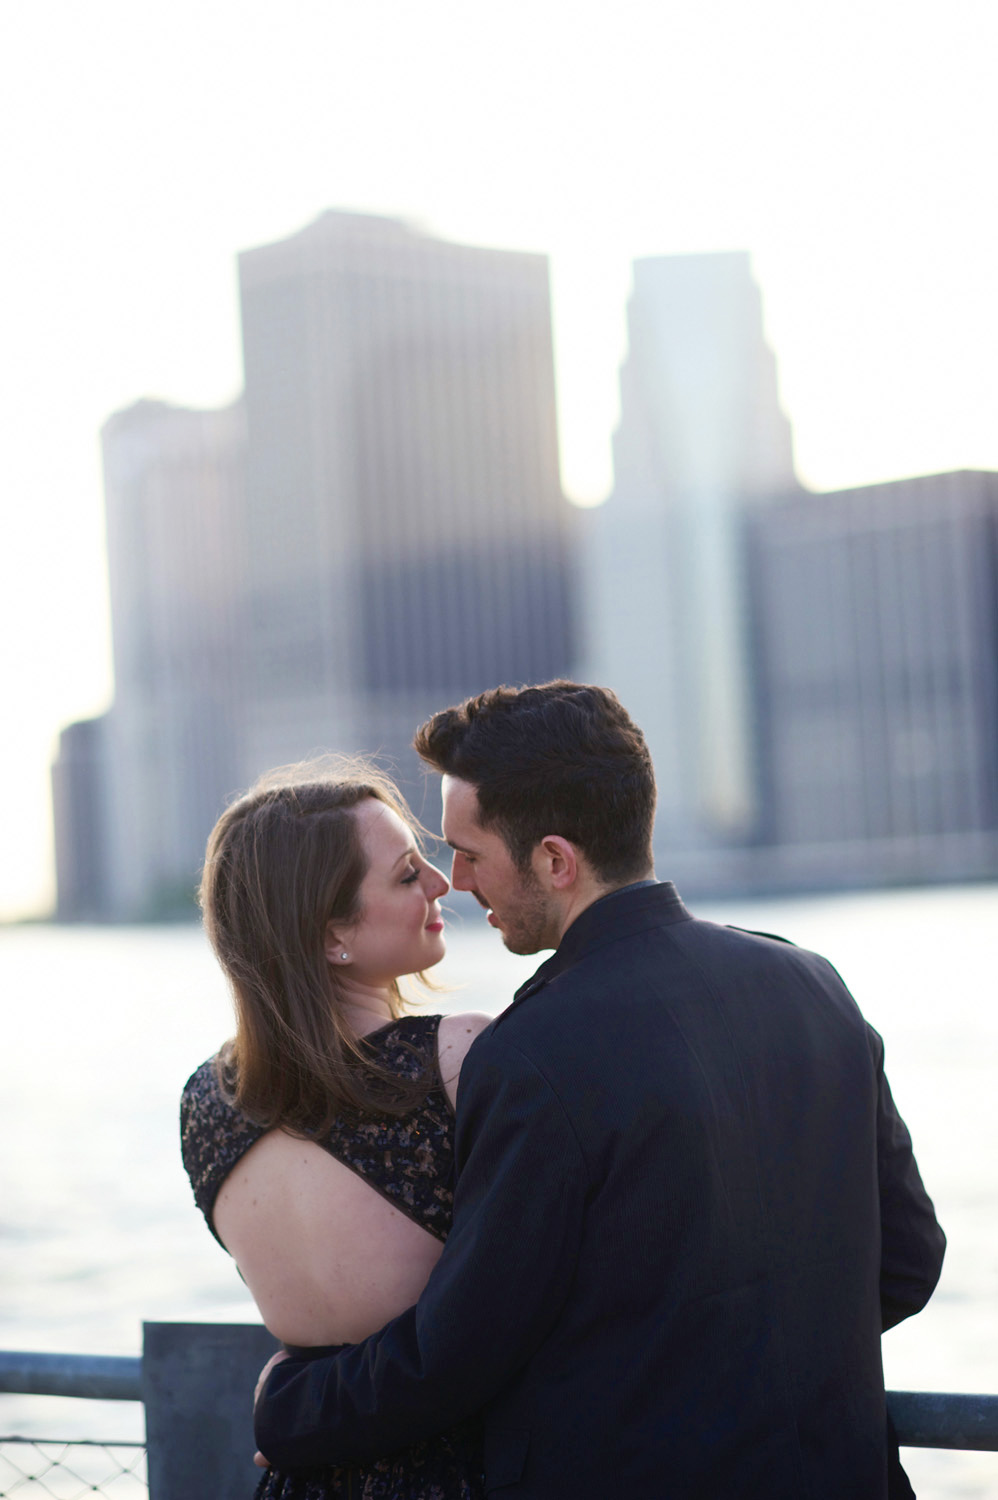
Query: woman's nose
427 863 450 898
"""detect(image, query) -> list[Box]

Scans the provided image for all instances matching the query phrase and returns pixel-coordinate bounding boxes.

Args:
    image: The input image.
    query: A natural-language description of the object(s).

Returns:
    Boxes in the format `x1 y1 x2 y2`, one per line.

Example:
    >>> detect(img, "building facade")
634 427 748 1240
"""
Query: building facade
52 398 248 919
51 716 111 921
582 251 799 865
237 210 575 792
746 469 998 886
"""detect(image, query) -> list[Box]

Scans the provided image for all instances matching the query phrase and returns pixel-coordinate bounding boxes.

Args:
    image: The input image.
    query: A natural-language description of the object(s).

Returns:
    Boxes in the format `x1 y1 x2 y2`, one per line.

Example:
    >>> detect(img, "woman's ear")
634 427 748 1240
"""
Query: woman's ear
324 923 352 965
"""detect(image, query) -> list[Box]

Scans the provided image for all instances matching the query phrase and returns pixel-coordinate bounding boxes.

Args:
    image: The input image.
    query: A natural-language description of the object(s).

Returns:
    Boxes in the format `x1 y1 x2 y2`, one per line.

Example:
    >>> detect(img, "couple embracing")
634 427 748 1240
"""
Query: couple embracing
182 680 944 1499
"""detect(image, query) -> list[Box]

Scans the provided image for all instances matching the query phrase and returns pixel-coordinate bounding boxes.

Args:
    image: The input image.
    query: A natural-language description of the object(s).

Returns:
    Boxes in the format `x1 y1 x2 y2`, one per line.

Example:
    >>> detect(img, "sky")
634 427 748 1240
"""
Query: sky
1 0 997 919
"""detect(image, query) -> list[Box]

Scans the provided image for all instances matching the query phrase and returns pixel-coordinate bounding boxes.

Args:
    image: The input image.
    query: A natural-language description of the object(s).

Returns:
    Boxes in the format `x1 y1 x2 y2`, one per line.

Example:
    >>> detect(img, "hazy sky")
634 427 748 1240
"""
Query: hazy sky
2 0 996 918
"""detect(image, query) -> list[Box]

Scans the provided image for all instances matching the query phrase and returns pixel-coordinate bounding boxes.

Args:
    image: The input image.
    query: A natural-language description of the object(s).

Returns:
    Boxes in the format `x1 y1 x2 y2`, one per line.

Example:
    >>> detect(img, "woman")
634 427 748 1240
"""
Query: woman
181 761 491 1499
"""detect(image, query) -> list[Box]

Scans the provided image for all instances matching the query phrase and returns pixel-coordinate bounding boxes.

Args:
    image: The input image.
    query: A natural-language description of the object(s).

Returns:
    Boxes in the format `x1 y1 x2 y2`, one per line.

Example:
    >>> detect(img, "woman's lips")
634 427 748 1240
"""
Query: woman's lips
425 919 444 932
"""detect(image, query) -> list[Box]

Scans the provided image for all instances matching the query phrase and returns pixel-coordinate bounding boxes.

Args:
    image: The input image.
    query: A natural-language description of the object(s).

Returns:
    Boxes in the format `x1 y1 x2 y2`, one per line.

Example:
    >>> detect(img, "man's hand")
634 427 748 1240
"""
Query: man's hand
253 1348 291 1468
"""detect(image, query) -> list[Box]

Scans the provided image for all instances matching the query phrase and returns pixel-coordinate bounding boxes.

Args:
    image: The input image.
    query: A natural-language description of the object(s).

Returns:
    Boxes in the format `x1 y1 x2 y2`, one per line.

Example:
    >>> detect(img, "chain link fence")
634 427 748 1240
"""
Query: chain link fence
0 1438 146 1499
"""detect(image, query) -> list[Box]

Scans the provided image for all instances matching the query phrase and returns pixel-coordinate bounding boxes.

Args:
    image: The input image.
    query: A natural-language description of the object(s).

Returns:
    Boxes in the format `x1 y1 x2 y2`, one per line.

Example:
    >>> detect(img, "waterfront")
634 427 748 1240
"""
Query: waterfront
2 885 996 1496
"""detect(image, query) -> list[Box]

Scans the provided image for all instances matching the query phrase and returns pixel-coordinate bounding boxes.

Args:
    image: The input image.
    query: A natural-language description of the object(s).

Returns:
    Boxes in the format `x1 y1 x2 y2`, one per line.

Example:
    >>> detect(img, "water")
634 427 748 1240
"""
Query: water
2 886 997 1497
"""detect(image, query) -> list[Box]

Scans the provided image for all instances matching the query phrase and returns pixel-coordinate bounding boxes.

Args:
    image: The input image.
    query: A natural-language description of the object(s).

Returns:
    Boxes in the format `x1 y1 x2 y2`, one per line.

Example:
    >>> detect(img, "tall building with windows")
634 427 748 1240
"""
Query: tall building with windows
583 252 799 866
237 210 575 787
746 469 998 885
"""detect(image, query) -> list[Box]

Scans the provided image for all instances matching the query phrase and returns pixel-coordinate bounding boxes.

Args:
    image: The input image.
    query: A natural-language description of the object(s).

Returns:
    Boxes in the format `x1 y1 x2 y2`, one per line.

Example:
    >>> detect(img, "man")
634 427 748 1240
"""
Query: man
256 681 944 1497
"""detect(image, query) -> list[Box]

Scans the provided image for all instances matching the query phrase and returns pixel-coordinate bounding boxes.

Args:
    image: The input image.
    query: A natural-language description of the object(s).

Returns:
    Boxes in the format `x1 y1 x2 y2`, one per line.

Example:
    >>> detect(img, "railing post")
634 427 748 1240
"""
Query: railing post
141 1322 279 1500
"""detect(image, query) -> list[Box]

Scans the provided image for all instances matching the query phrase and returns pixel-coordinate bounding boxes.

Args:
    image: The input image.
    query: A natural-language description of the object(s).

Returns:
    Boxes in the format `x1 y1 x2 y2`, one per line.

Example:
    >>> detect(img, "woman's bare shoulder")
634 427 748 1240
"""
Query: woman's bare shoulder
436 1011 493 1108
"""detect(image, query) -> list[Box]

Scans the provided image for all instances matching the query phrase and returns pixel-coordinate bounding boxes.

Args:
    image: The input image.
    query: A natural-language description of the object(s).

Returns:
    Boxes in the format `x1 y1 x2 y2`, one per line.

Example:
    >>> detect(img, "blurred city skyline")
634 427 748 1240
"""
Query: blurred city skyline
49 213 998 918
4 0 998 917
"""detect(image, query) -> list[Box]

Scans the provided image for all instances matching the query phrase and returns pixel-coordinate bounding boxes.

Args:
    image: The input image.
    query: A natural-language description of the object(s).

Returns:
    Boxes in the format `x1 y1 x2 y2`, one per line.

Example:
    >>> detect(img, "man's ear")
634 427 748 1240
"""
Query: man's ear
532 835 578 891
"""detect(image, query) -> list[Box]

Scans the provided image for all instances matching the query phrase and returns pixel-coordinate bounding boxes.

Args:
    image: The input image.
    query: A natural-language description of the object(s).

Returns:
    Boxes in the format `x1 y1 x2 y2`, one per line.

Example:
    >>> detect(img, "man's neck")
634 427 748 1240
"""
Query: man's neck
552 871 656 948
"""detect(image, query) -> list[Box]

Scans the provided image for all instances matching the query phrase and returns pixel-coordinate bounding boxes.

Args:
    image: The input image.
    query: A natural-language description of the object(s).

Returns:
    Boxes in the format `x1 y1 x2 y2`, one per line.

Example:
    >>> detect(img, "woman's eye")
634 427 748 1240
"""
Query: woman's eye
401 869 420 885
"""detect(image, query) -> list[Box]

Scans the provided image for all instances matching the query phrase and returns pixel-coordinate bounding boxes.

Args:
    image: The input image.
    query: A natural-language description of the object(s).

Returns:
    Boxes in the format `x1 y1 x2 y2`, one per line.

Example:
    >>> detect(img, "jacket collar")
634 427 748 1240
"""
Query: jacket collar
511 880 692 1005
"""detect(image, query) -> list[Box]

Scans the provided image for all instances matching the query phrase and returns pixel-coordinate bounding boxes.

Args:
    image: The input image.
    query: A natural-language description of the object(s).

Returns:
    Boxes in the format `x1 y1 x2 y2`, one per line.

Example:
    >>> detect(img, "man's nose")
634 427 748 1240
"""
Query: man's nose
450 851 473 891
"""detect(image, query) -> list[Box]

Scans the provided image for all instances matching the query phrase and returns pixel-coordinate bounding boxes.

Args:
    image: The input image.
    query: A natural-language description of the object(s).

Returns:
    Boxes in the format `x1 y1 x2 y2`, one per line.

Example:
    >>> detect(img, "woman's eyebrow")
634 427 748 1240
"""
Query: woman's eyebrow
392 845 419 866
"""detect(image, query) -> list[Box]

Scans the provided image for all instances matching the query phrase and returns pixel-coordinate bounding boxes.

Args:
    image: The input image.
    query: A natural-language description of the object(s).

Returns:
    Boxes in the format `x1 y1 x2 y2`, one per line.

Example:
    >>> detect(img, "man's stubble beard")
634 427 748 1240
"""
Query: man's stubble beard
498 871 559 956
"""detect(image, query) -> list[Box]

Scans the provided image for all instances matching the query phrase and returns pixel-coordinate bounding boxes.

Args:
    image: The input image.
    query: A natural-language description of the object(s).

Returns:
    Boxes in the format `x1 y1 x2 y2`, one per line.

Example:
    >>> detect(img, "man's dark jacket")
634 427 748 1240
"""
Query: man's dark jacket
256 882 945 1497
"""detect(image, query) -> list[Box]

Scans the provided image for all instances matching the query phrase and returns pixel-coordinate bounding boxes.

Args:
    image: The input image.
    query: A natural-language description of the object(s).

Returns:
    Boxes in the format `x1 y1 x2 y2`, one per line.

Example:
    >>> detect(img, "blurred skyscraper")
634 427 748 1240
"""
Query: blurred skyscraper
53 214 575 919
65 399 248 918
51 717 111 921
583 252 799 868
237 211 574 781
747 469 998 885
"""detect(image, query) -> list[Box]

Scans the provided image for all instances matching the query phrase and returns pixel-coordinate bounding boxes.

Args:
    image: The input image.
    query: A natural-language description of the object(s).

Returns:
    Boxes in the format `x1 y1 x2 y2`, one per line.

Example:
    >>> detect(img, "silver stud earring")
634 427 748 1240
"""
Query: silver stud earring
340 952 349 961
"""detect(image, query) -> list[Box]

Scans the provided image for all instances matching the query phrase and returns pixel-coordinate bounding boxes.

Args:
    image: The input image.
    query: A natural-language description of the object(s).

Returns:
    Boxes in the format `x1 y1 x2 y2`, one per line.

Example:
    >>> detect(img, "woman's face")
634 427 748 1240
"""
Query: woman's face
328 797 449 985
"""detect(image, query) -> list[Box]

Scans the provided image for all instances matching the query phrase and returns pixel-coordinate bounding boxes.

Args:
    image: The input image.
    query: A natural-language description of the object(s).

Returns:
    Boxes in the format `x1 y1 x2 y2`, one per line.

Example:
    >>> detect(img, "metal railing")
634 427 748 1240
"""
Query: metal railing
2 1341 998 1497
0 1354 146 1500
889 1390 998 1452
1 1326 276 1500
0 1354 142 1403
4 1349 998 1450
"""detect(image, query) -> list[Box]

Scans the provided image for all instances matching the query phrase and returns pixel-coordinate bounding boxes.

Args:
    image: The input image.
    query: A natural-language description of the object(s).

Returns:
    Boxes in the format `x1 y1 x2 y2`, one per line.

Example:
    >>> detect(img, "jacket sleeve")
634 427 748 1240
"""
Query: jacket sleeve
254 1032 589 1469
868 1025 946 1330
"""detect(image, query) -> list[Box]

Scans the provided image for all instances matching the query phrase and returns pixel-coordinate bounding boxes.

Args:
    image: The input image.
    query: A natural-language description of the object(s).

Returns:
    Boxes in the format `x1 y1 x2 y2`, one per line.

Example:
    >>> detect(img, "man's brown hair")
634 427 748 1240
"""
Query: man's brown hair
414 681 656 884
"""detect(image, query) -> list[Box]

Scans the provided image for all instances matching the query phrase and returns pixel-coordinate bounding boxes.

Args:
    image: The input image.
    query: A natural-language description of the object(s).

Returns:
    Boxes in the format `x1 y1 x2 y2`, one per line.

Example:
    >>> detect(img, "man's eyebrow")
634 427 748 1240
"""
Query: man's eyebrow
445 839 478 855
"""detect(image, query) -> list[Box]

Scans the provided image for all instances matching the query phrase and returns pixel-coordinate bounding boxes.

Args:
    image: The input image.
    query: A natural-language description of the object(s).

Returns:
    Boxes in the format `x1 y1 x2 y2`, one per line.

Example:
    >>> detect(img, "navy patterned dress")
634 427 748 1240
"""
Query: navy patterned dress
181 1015 485 1500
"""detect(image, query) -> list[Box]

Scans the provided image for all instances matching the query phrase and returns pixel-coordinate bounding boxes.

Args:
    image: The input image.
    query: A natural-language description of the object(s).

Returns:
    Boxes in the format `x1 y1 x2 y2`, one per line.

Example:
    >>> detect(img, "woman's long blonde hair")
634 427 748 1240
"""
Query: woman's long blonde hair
200 758 430 1133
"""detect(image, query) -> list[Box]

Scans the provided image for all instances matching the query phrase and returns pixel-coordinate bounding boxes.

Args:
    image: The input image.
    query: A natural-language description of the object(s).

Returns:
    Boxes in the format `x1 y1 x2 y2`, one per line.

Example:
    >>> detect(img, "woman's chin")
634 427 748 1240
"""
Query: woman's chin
425 935 447 967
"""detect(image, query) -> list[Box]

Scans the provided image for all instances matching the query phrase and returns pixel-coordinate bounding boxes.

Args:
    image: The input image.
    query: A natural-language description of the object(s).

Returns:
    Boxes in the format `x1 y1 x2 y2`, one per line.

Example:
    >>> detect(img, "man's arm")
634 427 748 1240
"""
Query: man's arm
254 1033 589 1469
868 1026 946 1330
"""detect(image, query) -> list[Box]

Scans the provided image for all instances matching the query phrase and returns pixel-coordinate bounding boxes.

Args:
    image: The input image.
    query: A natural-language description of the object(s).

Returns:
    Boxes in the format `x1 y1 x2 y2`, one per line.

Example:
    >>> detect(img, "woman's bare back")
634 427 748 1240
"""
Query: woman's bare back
182 1011 490 1347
